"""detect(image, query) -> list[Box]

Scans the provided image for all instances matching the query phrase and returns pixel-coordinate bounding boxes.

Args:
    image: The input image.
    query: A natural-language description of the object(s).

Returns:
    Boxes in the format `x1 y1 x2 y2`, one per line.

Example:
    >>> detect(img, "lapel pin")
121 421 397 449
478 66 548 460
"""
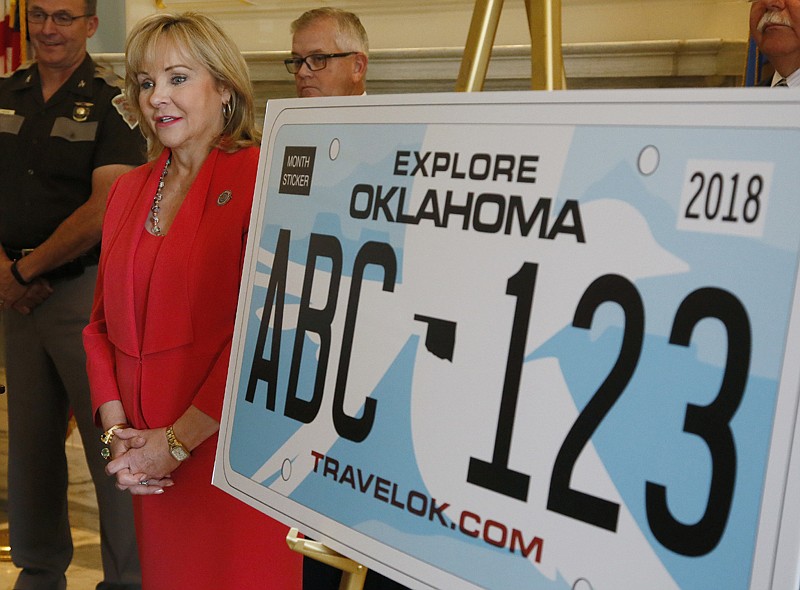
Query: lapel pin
217 190 233 206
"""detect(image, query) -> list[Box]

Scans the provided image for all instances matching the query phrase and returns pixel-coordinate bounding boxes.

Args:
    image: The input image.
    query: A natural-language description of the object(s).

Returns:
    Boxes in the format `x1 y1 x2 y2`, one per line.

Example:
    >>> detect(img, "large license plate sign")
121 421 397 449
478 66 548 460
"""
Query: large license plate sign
215 91 800 589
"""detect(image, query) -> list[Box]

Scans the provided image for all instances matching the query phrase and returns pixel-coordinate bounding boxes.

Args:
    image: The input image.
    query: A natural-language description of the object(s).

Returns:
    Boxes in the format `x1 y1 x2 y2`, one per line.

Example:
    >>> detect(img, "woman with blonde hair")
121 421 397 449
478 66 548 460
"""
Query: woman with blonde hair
83 12 300 588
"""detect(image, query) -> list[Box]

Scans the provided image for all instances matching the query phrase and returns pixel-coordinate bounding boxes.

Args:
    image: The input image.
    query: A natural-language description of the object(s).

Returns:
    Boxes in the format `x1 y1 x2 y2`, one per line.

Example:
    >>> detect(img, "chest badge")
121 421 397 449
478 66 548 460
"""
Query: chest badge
217 190 233 206
73 102 93 122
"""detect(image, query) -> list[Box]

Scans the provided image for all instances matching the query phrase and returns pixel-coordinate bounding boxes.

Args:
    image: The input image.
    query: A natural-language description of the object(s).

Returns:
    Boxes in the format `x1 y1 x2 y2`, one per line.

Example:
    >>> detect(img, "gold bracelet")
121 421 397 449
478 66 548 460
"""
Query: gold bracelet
100 423 129 445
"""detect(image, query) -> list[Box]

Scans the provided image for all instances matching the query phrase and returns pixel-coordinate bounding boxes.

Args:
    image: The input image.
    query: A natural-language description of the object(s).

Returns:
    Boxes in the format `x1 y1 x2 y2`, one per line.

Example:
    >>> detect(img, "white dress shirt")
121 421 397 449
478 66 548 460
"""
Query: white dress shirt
771 70 800 87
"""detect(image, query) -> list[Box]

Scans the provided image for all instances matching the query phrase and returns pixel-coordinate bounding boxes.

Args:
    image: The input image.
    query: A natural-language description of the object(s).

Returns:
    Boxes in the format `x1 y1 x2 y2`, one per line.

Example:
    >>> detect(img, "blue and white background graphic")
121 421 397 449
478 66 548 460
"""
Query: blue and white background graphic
217 96 800 590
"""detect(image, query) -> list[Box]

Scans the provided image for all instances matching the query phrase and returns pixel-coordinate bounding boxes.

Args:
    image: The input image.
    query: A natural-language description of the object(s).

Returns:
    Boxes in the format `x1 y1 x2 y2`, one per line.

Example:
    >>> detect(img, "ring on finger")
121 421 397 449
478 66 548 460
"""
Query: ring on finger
139 480 149 486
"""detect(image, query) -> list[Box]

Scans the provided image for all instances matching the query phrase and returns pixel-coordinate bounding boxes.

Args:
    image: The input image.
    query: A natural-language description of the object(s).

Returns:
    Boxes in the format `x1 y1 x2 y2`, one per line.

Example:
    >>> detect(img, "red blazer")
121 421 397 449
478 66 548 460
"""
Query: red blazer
84 147 258 428
84 147 301 589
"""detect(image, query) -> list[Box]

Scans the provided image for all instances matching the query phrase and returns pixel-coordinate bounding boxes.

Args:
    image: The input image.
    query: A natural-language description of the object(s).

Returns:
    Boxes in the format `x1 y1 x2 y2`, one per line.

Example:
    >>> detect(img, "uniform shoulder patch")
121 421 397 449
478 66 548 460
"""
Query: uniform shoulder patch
94 63 125 90
112 92 139 130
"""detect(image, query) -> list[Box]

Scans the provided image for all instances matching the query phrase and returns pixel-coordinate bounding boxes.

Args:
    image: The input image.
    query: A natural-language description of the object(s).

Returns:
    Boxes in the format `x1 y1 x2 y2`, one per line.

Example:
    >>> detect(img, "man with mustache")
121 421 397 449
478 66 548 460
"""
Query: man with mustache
750 0 800 86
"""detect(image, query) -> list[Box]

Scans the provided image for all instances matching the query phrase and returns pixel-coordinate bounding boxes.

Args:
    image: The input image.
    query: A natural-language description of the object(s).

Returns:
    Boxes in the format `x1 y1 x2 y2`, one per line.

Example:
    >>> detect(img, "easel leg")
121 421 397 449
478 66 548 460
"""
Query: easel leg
457 0 565 91
286 528 368 590
525 0 566 90
455 0 505 91
339 568 368 590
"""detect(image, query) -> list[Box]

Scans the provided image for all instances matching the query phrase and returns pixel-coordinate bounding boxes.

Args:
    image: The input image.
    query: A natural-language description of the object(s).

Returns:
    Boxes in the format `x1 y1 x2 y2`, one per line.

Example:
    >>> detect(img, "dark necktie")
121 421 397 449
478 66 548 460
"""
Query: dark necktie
775 78 789 87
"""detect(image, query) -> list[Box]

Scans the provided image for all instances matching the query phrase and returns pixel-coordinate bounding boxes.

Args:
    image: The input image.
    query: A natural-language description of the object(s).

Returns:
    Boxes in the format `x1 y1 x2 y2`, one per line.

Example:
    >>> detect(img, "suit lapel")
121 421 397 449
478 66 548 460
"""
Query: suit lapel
141 149 221 354
103 153 167 357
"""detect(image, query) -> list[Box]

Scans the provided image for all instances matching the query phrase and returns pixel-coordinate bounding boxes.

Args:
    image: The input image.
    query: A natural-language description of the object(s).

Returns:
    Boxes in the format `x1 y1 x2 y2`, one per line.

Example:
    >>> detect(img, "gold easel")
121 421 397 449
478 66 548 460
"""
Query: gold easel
0 528 9 562
0 373 8 561
287 528 368 590
456 0 565 91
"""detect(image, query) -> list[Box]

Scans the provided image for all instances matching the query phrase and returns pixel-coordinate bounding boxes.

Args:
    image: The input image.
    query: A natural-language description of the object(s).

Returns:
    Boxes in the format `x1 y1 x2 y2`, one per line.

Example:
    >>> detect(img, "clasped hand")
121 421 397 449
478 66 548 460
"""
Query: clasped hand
105 427 178 495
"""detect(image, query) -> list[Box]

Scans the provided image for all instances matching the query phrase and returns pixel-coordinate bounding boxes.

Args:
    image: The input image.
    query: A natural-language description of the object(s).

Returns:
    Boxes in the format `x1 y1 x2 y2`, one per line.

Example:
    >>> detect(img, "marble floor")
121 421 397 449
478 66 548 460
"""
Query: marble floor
0 349 104 589
0 519 103 590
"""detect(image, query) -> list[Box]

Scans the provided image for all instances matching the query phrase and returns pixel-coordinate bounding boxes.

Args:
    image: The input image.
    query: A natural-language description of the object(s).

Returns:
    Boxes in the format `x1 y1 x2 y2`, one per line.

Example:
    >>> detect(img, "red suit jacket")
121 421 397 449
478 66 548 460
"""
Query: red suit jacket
85 147 255 428
83 146 301 589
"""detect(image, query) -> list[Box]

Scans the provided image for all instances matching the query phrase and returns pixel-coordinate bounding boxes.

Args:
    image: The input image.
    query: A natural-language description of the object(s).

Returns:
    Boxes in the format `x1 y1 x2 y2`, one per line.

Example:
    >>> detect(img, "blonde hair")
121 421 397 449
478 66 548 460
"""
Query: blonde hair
124 12 260 160
291 7 369 55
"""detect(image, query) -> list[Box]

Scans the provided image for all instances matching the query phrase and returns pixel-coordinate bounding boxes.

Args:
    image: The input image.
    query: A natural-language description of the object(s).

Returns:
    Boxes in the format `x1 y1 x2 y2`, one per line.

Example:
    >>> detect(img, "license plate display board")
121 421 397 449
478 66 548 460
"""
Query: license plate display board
214 89 800 589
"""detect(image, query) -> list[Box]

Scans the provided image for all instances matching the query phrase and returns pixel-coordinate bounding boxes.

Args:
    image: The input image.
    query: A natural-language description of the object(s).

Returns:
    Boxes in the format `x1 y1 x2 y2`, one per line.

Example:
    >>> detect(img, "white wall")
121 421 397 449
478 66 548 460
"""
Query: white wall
123 0 751 52
87 1 127 53
565 0 749 44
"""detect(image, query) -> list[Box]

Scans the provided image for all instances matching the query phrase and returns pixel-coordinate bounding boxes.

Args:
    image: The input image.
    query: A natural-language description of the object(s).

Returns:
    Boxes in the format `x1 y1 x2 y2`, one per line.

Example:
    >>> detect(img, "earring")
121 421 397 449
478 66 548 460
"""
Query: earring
222 101 233 121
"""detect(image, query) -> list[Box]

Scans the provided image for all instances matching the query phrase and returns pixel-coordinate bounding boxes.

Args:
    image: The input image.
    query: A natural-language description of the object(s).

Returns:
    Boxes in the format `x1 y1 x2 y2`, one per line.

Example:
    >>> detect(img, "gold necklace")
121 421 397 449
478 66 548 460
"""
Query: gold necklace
150 156 172 236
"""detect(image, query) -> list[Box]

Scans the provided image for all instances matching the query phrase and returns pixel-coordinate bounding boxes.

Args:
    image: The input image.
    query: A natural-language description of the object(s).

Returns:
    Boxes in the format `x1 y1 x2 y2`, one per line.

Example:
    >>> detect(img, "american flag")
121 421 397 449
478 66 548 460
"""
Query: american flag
1 0 27 75
744 34 771 87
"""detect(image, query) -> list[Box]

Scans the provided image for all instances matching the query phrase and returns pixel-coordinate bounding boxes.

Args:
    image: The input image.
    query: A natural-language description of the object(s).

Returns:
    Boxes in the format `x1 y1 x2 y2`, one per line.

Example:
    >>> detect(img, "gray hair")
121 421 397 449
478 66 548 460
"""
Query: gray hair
291 7 369 55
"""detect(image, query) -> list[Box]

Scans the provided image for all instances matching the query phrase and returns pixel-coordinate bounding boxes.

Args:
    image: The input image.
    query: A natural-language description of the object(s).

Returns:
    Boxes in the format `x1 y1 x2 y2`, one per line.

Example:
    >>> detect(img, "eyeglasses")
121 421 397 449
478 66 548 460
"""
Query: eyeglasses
284 52 357 74
27 9 93 27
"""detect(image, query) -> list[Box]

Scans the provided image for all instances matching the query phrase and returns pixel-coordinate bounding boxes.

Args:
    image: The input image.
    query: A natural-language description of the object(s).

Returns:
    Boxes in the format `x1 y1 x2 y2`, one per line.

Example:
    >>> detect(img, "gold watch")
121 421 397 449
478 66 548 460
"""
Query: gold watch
166 425 190 461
